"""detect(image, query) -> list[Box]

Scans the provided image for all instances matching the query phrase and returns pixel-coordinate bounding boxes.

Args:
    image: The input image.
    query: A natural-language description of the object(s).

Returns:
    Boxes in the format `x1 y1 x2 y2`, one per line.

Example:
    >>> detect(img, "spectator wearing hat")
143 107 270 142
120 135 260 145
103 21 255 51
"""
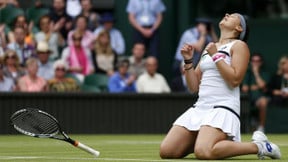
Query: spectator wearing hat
173 18 218 77
94 12 125 55
36 41 55 81
47 59 79 92
126 0 166 57
108 59 136 93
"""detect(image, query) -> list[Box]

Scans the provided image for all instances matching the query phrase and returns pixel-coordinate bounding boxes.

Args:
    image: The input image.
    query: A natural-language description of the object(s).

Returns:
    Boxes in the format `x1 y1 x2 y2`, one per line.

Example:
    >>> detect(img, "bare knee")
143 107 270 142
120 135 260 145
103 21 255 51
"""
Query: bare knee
194 146 218 160
159 142 186 159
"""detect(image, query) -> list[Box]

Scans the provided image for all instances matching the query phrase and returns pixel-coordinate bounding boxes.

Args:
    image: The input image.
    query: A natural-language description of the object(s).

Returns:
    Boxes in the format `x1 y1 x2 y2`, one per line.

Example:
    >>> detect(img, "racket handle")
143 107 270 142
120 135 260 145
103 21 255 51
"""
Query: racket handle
74 141 100 157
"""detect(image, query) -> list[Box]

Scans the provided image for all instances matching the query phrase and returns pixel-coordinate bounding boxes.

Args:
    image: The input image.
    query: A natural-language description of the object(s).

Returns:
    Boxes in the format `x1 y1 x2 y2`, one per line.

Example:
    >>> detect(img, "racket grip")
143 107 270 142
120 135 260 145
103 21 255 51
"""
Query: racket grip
75 141 100 157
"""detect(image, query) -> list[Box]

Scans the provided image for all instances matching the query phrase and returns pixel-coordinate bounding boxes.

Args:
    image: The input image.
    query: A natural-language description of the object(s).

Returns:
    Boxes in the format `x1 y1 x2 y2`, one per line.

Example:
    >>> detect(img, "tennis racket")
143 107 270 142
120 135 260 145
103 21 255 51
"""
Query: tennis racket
10 108 100 157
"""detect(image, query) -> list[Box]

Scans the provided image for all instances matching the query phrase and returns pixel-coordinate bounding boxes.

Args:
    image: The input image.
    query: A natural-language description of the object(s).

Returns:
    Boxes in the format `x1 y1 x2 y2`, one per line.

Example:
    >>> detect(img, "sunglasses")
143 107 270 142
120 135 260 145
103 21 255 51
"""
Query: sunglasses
72 37 82 41
7 55 16 59
251 59 261 62
56 68 66 71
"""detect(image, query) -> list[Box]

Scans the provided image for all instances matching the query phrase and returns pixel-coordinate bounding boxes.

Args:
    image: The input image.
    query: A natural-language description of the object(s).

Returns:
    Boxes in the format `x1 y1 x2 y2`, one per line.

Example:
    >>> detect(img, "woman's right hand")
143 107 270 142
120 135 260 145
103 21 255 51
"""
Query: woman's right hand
180 43 194 60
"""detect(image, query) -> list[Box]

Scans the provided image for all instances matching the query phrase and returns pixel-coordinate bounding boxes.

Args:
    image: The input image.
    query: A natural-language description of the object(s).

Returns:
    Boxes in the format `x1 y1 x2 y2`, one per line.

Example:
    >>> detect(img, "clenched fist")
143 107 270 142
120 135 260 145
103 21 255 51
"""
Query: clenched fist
205 42 217 56
180 43 194 60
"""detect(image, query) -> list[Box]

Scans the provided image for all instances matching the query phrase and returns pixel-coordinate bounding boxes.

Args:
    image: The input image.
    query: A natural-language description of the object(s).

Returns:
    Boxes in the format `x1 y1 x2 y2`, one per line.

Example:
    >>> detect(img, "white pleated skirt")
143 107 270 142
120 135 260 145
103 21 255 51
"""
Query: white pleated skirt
173 105 241 142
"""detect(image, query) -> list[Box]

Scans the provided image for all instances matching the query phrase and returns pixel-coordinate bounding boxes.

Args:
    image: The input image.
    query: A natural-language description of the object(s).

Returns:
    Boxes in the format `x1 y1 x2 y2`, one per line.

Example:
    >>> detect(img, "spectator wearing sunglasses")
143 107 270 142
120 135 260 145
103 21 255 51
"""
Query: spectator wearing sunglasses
47 59 79 92
2 49 25 84
61 32 94 82
0 61 15 92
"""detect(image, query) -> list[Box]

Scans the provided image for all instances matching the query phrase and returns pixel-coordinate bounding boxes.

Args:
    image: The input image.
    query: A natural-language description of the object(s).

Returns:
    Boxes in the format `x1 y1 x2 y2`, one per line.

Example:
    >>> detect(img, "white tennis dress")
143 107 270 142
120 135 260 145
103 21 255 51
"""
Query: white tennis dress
174 40 241 141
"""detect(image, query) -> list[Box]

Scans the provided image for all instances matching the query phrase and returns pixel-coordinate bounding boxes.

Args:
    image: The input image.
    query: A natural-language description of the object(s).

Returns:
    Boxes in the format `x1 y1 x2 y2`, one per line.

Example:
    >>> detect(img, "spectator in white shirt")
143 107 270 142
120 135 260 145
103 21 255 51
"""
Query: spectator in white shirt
94 12 125 55
136 56 170 93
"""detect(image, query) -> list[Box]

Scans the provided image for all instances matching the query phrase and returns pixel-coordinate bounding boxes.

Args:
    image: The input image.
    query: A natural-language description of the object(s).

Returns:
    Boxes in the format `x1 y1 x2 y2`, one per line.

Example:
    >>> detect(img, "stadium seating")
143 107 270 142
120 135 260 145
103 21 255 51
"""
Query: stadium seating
81 74 109 92
0 5 24 26
25 7 49 26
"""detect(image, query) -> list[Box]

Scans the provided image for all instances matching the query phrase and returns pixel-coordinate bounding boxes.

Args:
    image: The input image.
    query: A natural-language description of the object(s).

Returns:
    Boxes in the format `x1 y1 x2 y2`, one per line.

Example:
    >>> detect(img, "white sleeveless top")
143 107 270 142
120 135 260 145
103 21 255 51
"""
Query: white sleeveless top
195 41 240 115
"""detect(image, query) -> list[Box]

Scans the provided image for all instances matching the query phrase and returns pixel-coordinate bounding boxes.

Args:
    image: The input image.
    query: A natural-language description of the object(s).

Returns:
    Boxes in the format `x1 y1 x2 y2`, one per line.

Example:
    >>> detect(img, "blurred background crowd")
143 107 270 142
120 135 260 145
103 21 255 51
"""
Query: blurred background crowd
0 0 287 114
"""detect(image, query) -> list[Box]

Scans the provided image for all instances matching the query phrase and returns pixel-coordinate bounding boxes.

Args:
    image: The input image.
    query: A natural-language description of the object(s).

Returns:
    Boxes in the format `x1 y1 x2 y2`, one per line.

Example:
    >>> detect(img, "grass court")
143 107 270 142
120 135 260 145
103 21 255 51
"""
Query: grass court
0 134 287 162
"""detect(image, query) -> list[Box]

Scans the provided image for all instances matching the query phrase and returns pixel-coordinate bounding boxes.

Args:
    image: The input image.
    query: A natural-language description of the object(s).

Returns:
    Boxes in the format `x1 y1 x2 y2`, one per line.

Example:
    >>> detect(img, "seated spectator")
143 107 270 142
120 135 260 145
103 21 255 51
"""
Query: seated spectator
36 41 54 80
94 12 125 55
35 15 65 60
8 15 35 46
136 56 170 93
0 61 15 92
91 30 117 76
49 0 73 39
67 15 95 49
108 59 136 93
61 32 94 82
241 53 270 132
48 59 79 92
7 26 35 66
268 55 288 106
0 24 6 56
2 49 25 84
80 0 100 31
18 58 47 92
170 61 188 93
128 42 146 78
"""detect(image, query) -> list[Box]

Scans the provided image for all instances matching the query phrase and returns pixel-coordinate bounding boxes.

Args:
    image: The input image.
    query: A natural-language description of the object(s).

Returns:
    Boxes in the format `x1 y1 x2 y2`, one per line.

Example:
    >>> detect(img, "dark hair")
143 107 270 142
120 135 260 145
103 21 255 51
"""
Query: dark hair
117 59 130 68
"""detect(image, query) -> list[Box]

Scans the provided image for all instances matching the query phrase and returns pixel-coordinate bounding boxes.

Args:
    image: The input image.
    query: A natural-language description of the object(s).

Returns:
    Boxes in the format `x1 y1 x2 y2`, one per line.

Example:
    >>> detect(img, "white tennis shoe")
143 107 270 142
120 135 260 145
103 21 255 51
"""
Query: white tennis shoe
252 131 281 159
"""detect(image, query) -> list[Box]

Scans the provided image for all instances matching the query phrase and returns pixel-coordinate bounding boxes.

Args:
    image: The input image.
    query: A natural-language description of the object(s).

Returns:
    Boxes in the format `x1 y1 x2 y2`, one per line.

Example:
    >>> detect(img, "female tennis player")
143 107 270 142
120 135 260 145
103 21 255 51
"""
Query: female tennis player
160 13 281 160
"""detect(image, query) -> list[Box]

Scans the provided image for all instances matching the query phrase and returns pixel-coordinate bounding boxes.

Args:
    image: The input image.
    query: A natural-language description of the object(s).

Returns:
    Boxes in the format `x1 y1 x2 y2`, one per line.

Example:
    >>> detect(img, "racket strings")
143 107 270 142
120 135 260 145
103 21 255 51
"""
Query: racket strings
11 110 59 136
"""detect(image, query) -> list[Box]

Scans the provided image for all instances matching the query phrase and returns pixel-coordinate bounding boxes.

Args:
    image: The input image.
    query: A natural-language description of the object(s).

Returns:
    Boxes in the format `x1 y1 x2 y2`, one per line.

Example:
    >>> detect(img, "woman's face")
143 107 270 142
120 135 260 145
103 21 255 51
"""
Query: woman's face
99 33 109 45
15 16 27 28
76 17 87 31
219 13 242 31
40 17 50 32
27 62 38 76
55 66 66 78
281 59 288 74
72 35 82 47
5 52 17 65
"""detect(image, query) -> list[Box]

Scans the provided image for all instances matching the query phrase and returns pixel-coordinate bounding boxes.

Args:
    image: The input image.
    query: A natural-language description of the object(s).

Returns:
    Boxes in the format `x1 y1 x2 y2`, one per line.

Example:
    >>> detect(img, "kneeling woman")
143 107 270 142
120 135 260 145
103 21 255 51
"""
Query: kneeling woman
159 13 281 160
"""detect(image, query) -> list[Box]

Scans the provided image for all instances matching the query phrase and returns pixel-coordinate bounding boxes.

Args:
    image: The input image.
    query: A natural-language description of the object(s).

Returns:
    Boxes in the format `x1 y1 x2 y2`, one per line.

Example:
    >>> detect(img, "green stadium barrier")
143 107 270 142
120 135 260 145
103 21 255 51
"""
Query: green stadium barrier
0 93 251 134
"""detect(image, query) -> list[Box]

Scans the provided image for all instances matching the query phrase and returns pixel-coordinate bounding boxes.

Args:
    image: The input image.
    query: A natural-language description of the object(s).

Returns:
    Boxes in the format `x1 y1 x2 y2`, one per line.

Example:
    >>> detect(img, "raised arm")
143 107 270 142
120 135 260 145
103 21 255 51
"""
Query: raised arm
181 44 202 93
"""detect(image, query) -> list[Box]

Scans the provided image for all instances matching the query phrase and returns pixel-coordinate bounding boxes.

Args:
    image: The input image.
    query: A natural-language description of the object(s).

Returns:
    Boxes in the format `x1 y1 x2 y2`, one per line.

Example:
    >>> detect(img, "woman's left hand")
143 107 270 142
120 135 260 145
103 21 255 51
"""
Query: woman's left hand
205 42 218 56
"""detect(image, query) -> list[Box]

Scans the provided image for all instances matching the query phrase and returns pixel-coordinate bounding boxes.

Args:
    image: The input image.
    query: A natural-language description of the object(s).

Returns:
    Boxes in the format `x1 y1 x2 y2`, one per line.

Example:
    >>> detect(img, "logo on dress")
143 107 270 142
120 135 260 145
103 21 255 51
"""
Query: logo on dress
220 46 227 50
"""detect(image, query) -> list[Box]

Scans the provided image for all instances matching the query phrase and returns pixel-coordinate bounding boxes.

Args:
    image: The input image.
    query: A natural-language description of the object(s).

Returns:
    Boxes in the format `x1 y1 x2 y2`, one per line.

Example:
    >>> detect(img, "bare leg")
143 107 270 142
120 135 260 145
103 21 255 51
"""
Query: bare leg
160 125 198 159
256 96 268 130
194 126 258 160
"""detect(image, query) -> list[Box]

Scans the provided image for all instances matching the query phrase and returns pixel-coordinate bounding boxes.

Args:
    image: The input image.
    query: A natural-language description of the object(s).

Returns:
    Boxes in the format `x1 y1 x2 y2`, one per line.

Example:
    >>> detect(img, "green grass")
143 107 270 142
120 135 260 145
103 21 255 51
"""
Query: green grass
0 134 287 162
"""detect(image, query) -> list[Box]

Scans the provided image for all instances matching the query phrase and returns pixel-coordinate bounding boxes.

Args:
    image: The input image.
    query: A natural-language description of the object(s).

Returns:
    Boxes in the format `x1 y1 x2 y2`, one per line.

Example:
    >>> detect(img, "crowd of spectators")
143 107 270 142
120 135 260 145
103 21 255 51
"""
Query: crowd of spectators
0 0 287 108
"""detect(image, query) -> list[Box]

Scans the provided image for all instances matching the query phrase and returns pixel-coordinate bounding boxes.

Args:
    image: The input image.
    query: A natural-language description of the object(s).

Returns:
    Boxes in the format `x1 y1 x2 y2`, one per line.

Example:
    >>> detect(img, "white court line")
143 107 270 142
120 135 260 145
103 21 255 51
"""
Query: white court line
0 156 183 162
